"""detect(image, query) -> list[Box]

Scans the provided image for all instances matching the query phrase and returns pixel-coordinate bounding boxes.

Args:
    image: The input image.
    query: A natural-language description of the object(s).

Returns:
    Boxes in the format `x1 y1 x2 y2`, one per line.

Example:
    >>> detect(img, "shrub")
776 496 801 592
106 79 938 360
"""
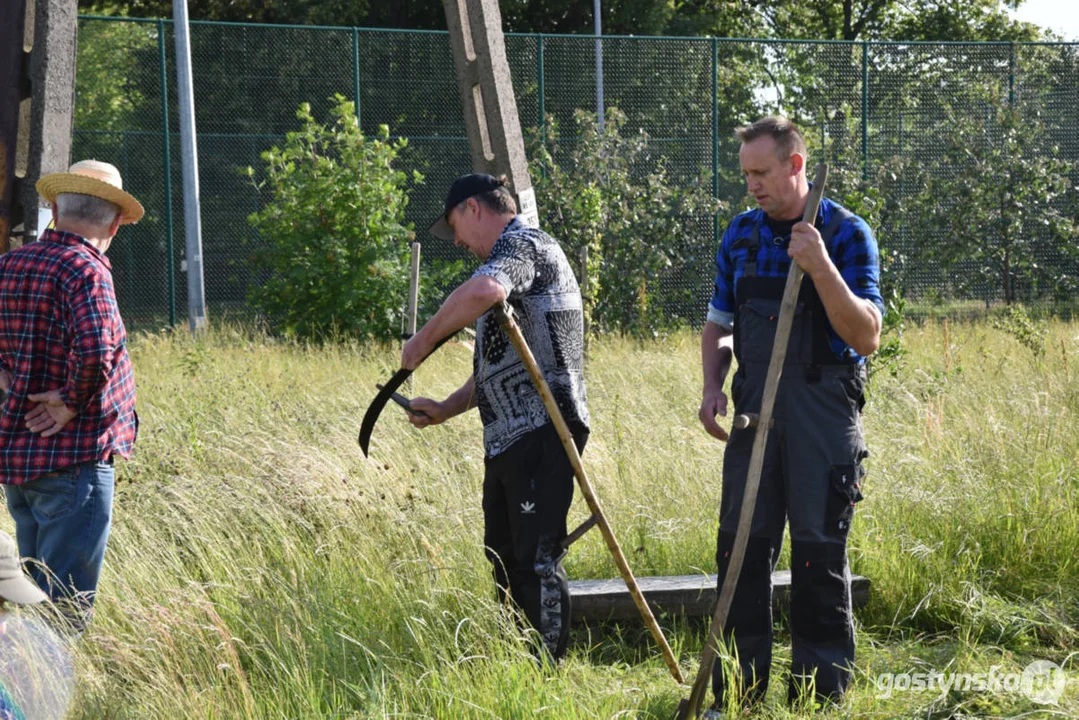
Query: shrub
246 95 419 341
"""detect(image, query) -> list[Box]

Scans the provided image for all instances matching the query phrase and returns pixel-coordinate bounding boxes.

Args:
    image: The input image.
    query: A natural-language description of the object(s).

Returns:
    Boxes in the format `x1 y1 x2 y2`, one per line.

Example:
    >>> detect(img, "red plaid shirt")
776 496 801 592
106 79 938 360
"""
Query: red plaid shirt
0 230 138 485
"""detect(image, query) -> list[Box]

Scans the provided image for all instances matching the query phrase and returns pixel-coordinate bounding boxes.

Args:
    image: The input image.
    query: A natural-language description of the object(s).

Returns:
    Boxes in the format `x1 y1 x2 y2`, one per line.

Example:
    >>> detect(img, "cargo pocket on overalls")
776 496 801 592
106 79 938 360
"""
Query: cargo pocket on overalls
825 458 866 539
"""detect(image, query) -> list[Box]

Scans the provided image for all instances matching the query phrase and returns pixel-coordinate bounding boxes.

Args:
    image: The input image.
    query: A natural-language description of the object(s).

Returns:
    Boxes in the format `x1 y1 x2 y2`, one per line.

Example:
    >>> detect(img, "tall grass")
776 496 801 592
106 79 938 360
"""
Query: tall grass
3 319 1073 718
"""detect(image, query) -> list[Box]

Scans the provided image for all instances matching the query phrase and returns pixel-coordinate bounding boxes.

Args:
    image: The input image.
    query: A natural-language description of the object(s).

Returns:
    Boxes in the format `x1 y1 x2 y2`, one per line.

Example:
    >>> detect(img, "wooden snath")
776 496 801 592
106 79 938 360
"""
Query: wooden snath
676 164 831 719
492 301 685 684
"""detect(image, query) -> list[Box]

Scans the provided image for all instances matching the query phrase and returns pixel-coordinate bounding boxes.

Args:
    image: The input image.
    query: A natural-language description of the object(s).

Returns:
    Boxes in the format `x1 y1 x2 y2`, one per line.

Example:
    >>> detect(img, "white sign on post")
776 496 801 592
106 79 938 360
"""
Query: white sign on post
517 187 539 228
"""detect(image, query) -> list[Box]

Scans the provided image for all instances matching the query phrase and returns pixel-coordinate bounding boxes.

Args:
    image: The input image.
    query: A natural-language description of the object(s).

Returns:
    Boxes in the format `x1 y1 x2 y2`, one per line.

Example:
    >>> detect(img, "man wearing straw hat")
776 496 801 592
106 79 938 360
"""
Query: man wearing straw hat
0 160 141 629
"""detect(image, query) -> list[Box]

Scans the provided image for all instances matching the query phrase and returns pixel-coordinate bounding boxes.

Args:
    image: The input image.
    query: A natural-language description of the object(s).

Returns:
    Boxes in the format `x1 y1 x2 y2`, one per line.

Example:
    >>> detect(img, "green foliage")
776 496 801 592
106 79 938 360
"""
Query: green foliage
246 95 418 341
79 0 1045 40
900 103 1079 305
530 108 724 337
867 288 908 380
989 303 1047 358
758 0 1040 41
74 19 157 132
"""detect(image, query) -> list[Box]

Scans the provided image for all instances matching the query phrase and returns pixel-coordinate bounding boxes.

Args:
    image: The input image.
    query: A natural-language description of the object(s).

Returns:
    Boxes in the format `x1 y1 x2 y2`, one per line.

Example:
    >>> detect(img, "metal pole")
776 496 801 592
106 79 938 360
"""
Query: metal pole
594 0 603 131
121 130 134 306
1008 42 1016 106
578 245 590 353
537 32 545 177
406 241 420 338
404 240 421 394
157 19 176 326
173 0 207 333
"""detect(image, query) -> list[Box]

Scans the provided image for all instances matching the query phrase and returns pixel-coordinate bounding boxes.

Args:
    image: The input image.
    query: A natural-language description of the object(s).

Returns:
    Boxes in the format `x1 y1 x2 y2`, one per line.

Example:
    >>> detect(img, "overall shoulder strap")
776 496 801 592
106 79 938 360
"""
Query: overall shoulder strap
743 220 761 277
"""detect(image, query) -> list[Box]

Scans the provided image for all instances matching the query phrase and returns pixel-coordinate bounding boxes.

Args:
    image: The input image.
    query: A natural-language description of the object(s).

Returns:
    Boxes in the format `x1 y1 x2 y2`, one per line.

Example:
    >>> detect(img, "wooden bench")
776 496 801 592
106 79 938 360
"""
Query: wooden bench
568 571 870 623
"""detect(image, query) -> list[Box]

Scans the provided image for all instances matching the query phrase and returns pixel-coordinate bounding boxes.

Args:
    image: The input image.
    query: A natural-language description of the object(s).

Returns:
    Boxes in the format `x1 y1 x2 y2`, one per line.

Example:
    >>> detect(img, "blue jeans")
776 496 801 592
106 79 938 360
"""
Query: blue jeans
4 460 115 625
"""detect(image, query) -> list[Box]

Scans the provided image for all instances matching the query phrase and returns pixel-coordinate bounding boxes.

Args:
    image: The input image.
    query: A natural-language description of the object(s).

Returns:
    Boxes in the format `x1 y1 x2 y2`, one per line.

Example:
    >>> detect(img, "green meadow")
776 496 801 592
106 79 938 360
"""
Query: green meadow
7 318 1074 718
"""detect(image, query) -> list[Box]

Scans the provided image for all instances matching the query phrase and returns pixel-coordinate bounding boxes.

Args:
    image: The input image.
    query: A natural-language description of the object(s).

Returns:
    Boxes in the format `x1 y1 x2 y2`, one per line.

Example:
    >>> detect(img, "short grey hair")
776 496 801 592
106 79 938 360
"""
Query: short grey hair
55 193 122 228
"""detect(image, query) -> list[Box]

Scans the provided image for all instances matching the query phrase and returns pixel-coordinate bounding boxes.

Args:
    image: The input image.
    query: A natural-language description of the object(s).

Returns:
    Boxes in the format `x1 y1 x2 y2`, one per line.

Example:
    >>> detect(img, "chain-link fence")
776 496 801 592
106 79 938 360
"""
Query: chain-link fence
73 17 1079 327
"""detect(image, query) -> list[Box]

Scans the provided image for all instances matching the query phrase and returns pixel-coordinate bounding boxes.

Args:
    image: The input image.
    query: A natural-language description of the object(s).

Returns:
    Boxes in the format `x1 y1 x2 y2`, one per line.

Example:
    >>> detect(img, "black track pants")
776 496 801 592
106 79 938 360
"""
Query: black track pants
483 422 587 660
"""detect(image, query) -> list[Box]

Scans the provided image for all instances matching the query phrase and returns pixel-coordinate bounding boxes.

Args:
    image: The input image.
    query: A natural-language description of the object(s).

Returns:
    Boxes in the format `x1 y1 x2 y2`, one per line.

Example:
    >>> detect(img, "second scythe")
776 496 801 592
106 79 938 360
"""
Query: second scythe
676 163 830 719
492 302 685 684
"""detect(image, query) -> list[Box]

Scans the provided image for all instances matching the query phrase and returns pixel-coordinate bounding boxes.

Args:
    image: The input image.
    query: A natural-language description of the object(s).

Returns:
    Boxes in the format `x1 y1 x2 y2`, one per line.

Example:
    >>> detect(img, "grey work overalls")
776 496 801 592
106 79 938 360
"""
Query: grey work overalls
713 207 869 707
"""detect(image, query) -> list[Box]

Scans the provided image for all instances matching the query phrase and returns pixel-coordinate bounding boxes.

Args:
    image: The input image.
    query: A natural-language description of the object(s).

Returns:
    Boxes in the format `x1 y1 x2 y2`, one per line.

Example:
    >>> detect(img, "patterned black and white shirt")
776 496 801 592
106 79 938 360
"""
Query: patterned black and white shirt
472 216 590 458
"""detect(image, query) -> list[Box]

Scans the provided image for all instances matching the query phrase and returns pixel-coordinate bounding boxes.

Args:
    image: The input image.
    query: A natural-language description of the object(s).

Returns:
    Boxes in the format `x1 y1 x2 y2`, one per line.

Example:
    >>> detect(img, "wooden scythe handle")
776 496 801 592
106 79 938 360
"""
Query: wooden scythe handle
492 302 686 685
678 164 830 719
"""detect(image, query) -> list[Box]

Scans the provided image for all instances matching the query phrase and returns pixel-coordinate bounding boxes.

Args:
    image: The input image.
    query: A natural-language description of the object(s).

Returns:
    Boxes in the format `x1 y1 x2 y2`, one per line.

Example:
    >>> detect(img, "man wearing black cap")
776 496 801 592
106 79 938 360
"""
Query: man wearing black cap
401 173 589 662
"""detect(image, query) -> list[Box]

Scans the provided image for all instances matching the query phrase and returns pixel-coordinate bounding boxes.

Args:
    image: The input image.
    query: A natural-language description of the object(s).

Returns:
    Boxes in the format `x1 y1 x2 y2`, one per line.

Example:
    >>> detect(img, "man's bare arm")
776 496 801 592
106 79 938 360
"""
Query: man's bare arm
407 375 477 429
699 321 734 441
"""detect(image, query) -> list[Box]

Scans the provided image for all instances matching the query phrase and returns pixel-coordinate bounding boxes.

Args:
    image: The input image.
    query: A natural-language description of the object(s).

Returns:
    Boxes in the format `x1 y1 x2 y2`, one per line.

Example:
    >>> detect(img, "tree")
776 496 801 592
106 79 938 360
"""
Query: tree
728 0 1039 42
901 103 1078 304
531 108 724 336
80 0 1045 42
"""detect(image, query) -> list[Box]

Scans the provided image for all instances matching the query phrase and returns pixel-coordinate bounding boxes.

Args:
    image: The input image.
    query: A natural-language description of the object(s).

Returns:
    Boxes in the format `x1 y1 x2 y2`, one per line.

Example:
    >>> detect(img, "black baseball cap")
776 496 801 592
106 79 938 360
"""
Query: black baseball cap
428 173 504 240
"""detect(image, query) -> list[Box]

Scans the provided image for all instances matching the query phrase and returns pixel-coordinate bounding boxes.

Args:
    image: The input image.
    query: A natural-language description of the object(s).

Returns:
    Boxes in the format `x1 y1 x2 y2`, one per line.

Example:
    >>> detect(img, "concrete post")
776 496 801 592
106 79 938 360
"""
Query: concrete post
441 0 539 228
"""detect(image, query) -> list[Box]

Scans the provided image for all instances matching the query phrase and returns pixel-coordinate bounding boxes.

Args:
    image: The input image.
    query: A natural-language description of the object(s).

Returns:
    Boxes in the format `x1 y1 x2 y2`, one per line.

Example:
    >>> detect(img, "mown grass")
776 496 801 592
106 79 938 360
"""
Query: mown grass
4 318 1075 718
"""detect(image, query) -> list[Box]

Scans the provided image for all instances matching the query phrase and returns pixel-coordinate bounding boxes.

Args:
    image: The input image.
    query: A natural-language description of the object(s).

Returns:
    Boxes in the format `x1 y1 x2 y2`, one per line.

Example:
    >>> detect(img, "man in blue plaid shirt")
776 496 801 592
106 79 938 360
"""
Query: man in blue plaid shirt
698 117 883 715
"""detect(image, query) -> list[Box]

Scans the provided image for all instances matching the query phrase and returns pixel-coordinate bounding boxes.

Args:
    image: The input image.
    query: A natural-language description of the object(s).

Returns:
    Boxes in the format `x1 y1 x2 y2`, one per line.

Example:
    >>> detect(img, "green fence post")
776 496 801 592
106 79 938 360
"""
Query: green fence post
1009 42 1016 106
157 18 176 327
712 36 719 249
353 27 362 128
862 40 869 183
538 32 545 172
121 131 135 307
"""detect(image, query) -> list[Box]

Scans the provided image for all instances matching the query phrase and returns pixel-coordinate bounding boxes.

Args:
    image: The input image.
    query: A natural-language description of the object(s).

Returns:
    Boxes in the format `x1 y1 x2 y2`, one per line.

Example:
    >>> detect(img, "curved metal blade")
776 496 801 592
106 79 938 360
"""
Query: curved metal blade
359 367 413 457
358 330 459 457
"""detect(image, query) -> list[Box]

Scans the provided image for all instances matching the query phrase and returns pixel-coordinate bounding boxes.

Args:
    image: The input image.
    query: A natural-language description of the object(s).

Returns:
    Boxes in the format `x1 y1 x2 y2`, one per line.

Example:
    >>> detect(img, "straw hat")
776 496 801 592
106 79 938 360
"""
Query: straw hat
0 530 46 606
36 159 144 225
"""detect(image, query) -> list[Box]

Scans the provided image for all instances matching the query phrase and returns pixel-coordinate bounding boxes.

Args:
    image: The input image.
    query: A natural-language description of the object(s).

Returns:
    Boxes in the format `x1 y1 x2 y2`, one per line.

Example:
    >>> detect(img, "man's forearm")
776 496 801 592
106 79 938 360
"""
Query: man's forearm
64 344 112 410
702 320 734 391
809 264 881 357
416 277 507 356
443 375 477 418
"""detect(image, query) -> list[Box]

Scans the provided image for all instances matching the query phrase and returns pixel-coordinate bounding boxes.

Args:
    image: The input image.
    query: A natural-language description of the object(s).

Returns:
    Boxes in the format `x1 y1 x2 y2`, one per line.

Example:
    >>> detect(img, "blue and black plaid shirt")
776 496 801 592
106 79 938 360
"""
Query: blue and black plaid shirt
707 197 885 364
